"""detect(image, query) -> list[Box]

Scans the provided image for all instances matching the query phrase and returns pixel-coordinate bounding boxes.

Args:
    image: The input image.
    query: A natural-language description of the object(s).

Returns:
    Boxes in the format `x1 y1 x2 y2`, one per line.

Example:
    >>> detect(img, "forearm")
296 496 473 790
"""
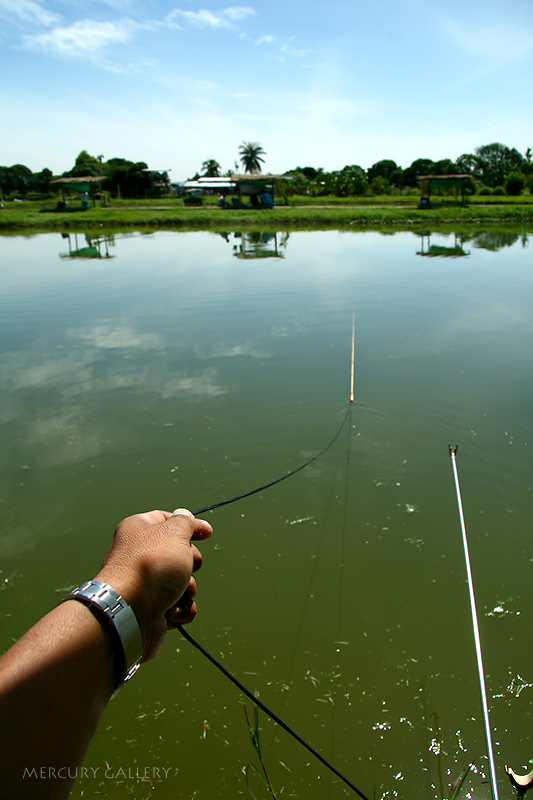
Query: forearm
0 600 116 800
0 508 212 800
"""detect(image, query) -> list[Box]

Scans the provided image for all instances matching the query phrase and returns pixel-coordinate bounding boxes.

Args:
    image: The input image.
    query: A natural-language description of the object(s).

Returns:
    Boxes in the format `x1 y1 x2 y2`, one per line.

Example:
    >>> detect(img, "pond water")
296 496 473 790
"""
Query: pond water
0 228 531 800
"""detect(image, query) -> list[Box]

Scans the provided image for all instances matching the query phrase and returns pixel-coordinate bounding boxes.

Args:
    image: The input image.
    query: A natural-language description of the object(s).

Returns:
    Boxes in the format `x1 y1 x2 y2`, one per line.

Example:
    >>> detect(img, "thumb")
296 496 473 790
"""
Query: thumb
167 508 196 543
170 508 213 542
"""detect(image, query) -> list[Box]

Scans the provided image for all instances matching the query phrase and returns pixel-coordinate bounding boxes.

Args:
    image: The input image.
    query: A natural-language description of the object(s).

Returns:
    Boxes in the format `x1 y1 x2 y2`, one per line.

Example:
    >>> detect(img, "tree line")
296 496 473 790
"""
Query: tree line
282 143 532 197
195 141 532 198
1 142 531 200
0 150 171 201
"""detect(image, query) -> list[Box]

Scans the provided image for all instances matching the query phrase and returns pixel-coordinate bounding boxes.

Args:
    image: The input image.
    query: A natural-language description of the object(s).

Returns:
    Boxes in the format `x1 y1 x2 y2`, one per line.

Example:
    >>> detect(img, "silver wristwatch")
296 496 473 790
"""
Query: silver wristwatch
63 580 143 688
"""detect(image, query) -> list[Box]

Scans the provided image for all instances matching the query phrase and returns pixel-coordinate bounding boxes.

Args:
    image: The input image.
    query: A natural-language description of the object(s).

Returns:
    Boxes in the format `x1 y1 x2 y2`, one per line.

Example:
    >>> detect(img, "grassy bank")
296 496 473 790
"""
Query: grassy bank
1 195 533 233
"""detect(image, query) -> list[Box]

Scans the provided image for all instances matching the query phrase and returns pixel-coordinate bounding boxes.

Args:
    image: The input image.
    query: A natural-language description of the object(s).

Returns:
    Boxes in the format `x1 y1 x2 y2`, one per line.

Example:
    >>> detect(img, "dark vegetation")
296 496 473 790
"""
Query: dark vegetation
0 150 170 202
1 141 532 232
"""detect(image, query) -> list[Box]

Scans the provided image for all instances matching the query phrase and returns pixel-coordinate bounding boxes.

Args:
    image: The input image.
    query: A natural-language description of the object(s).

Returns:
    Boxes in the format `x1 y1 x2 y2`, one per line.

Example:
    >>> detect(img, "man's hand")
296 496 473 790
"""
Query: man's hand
96 508 213 661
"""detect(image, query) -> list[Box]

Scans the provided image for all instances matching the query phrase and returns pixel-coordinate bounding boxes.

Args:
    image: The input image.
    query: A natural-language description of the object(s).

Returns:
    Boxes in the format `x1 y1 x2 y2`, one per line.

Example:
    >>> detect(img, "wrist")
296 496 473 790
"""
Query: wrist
62 580 143 689
94 566 151 652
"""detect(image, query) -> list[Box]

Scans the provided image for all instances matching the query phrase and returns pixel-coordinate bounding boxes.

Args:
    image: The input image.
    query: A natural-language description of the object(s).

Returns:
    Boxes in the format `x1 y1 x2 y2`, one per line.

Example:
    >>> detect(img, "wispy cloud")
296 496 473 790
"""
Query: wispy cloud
76 324 159 350
6 2 257 66
195 339 271 359
437 11 533 63
23 17 137 57
279 40 309 59
0 0 61 27
166 6 255 29
253 33 309 61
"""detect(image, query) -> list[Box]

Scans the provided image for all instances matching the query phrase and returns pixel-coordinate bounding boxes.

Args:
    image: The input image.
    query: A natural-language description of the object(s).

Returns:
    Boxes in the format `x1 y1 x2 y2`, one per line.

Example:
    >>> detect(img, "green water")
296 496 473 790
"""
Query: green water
0 229 531 799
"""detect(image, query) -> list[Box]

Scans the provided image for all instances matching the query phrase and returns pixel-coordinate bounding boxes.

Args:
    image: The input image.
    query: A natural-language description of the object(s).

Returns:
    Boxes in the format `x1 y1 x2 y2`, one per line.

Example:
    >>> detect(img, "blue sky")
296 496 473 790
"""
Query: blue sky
0 0 532 180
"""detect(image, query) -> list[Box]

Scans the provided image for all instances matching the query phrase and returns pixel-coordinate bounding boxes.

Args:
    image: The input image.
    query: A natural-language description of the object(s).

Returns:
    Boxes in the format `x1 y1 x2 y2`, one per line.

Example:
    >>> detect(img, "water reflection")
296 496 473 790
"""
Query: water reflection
467 230 524 251
0 228 531 800
416 232 469 258
217 230 289 258
53 230 528 265
60 231 115 259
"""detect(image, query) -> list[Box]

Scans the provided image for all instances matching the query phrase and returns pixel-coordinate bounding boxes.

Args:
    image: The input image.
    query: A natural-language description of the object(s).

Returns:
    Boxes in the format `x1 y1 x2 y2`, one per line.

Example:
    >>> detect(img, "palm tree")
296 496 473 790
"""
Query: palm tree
201 159 221 177
238 142 266 174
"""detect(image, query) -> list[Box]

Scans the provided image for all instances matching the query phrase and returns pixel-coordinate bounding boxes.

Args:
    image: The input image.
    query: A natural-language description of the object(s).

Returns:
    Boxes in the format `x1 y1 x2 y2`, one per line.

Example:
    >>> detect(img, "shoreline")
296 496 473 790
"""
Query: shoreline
1 198 532 234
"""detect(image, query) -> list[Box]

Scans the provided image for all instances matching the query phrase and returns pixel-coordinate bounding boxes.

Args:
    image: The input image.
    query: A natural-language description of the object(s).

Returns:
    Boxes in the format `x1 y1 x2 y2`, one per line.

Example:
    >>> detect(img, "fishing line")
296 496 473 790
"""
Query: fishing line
177 322 369 798
177 622 370 800
191 406 351 517
448 445 500 800
192 311 357 518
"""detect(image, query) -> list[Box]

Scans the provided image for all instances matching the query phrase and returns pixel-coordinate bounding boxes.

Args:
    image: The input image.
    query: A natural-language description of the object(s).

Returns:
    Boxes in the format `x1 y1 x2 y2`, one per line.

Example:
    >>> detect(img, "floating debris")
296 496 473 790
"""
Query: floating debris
372 722 392 731
429 737 441 755
486 598 517 617
506 675 533 698
405 536 424 549
0 572 19 591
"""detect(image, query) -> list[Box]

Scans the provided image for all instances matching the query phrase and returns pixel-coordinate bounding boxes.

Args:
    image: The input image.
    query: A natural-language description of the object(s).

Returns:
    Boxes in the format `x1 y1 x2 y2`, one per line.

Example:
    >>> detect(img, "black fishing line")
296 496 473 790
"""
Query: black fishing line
177 623 370 800
191 406 351 516
177 405 371 800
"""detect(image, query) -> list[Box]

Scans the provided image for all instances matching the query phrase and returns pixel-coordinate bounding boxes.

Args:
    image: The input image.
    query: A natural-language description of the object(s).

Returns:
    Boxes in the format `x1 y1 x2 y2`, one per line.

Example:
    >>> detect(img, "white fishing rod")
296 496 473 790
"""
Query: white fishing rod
449 445 500 800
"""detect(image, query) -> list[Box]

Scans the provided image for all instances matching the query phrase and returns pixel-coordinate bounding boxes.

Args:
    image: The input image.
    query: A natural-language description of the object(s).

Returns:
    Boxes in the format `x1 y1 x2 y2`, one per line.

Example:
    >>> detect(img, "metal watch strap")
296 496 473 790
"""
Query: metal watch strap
63 580 143 687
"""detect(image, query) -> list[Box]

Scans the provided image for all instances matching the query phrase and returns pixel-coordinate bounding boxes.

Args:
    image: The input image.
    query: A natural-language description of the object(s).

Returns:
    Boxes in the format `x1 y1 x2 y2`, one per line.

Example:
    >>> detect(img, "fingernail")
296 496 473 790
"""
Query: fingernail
172 508 193 518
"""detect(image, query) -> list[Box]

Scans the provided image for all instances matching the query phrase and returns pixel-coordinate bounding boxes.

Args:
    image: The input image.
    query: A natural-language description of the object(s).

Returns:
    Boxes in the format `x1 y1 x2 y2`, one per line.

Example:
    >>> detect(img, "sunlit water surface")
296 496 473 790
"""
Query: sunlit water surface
0 228 531 800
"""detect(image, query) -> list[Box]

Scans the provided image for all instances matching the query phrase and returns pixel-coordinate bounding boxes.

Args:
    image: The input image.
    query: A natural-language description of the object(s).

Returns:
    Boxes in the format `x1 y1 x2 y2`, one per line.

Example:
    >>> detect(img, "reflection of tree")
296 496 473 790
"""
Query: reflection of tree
469 231 520 252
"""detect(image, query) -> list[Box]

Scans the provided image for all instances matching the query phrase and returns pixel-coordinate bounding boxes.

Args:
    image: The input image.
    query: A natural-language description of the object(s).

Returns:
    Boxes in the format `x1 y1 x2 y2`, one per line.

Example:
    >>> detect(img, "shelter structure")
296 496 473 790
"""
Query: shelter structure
181 173 286 208
50 176 106 208
418 174 471 207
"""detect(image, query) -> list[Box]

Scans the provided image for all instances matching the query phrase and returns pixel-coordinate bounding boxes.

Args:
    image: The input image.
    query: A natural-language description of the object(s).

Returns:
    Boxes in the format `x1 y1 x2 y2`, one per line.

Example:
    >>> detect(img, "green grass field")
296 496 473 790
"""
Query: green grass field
1 194 532 233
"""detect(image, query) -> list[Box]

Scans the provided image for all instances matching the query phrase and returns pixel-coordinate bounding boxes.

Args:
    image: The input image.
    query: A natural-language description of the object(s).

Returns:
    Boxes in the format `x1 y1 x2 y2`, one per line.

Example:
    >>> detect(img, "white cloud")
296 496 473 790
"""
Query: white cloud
166 6 255 30
75 324 159 350
256 34 274 45
437 11 533 63
23 17 136 56
223 7 255 22
0 0 61 27
158 370 229 399
195 339 271 359
93 0 135 8
279 41 309 59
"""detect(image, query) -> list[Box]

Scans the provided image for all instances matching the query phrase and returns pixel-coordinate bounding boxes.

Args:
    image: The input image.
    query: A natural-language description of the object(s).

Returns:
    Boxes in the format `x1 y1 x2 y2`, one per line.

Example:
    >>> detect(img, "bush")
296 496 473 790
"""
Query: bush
333 165 368 197
478 186 492 195
492 186 507 196
504 171 526 196
369 176 389 195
